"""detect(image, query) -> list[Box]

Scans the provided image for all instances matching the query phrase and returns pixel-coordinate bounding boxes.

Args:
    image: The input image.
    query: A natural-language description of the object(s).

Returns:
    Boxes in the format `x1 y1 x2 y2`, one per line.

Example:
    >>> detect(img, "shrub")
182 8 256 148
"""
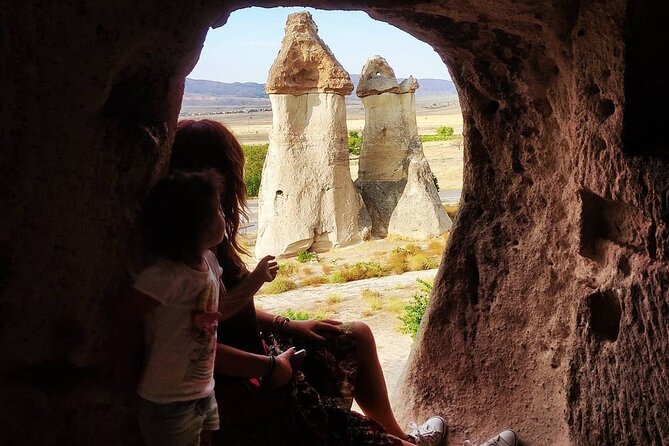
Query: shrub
407 253 438 271
277 263 297 277
432 174 440 191
327 271 346 283
296 251 318 263
399 279 433 339
242 144 268 196
300 275 328 286
341 262 389 281
280 308 311 320
348 130 363 155
261 278 297 294
419 126 455 143
280 308 326 320
435 126 454 137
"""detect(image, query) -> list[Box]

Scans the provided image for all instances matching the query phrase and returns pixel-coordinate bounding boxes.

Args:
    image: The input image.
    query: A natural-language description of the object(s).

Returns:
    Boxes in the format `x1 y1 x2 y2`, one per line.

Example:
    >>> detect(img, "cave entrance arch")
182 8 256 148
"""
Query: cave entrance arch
4 1 667 445
179 6 463 403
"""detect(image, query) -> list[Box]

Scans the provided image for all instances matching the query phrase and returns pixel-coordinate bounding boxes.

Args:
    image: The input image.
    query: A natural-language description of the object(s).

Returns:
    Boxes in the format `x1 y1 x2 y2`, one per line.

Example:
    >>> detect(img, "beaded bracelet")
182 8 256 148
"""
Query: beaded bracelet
271 315 291 333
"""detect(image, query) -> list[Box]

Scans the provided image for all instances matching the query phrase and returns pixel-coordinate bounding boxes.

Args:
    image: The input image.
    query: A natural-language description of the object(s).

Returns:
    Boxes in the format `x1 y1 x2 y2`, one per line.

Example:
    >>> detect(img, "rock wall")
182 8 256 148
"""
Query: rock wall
1 1 667 445
356 55 451 238
255 12 365 258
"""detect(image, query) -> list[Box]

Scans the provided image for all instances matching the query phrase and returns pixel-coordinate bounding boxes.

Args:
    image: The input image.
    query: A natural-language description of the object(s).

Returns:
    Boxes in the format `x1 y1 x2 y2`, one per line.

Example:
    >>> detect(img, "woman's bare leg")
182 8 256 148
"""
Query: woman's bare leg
350 321 410 441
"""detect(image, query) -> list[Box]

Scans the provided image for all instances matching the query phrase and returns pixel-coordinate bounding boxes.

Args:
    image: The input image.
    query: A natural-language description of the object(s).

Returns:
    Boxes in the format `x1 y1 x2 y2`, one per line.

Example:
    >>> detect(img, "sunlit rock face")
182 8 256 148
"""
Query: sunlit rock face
255 11 366 258
1 1 668 445
356 55 451 238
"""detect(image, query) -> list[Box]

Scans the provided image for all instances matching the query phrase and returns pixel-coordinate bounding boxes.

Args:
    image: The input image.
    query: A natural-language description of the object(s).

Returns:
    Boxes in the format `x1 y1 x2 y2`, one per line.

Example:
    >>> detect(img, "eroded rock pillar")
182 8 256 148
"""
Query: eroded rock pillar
356 55 451 238
255 12 365 258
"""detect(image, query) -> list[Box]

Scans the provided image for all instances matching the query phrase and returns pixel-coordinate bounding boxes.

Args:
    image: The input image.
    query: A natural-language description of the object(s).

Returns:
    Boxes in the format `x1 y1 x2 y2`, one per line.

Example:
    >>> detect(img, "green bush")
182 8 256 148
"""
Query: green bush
280 308 326 320
242 144 268 196
399 279 433 340
348 130 363 156
296 251 318 263
436 126 454 137
280 308 311 320
419 126 455 143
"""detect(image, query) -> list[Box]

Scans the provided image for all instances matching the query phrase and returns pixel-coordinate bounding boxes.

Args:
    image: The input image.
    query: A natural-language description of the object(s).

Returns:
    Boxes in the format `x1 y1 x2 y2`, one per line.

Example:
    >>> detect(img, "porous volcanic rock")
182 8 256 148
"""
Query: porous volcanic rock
255 12 366 258
1 1 667 445
356 55 451 238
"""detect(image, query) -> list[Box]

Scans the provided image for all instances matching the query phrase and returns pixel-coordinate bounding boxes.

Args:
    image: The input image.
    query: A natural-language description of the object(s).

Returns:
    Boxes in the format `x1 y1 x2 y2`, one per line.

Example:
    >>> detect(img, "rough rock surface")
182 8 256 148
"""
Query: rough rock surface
265 11 353 96
255 12 365 258
1 1 668 445
356 55 451 238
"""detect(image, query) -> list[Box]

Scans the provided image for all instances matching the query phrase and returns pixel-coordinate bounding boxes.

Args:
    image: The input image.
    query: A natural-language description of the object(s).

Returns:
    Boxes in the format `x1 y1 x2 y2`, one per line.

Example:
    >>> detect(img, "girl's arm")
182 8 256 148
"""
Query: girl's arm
215 343 294 388
110 289 160 393
217 255 277 319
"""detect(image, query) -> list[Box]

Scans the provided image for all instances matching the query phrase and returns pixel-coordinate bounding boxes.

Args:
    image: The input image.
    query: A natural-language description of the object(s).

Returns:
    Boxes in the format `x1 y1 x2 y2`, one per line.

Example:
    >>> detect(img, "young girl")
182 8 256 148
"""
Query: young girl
170 120 448 446
113 170 285 446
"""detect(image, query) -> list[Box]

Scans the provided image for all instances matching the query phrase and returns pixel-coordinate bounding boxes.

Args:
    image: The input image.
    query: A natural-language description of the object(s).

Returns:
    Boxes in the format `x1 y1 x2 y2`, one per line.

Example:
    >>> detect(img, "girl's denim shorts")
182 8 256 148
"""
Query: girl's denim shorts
138 392 219 446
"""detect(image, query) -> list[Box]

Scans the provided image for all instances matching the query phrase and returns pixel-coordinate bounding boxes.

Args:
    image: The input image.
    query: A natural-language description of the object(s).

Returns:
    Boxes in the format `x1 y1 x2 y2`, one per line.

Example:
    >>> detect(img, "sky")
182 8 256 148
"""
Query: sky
188 7 452 84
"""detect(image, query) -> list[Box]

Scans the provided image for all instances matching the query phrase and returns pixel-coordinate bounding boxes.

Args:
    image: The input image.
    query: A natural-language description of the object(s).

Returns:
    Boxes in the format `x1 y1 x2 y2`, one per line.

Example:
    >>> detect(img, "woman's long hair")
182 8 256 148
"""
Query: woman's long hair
171 119 249 286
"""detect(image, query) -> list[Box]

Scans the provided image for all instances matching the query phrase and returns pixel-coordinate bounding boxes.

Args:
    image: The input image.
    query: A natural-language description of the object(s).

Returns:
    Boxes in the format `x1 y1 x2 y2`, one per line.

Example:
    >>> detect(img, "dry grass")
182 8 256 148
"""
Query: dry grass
426 238 445 256
361 288 383 311
327 293 343 304
386 295 406 314
407 253 438 271
301 266 313 275
300 275 328 286
260 278 297 294
277 263 297 277
443 204 459 220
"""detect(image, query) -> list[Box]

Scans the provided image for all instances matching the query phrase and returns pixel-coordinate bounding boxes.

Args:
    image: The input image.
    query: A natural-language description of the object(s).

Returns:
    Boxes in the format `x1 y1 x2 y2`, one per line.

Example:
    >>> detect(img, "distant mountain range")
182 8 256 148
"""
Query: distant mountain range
182 76 457 108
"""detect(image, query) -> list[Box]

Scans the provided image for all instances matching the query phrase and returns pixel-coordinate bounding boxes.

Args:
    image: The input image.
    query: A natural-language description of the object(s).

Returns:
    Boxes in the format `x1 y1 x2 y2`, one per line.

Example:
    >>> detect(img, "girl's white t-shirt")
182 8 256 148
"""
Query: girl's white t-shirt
133 250 222 403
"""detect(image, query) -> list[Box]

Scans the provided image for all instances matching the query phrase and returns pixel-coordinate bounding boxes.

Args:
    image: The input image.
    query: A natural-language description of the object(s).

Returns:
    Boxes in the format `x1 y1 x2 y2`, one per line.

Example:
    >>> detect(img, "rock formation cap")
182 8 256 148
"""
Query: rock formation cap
356 55 419 97
265 12 353 95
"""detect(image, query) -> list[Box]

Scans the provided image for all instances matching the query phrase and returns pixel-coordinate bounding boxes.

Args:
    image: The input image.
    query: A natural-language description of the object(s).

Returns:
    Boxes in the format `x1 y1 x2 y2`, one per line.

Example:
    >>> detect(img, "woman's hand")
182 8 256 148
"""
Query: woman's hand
267 348 295 388
252 255 278 282
286 319 343 342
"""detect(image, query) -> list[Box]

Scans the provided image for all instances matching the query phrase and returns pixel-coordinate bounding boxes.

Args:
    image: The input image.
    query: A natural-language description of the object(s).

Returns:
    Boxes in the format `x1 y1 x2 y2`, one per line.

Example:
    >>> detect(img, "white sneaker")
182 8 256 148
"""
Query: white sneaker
479 429 518 446
407 416 446 446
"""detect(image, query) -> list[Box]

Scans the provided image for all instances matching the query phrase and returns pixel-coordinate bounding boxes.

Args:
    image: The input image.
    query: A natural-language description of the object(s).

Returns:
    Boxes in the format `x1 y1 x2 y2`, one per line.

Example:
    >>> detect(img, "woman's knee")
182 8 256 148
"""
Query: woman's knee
350 321 374 344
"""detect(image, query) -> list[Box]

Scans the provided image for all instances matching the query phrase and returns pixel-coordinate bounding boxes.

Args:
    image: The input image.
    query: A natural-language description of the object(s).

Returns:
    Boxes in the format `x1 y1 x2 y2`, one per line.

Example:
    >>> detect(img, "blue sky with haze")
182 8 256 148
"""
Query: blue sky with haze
188 7 451 84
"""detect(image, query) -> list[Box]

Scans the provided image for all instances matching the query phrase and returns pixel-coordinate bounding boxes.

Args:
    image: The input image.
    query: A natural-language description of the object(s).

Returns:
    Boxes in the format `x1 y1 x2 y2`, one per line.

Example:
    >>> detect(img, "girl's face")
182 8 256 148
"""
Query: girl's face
200 196 226 251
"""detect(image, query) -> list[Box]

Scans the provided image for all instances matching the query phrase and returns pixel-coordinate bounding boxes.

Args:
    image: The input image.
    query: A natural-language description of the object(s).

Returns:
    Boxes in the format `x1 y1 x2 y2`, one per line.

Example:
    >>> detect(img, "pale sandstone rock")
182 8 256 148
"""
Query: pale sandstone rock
356 55 451 238
265 12 353 96
256 13 365 258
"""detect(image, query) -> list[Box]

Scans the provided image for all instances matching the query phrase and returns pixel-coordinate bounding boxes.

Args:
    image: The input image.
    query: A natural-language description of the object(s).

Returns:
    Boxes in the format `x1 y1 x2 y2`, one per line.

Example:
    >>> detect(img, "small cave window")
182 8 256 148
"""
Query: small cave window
586 291 622 342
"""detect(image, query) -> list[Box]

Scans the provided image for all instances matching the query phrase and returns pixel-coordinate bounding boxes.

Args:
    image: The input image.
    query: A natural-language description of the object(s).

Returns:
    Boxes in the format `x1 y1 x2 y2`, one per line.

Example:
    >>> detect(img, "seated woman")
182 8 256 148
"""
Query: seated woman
171 119 499 446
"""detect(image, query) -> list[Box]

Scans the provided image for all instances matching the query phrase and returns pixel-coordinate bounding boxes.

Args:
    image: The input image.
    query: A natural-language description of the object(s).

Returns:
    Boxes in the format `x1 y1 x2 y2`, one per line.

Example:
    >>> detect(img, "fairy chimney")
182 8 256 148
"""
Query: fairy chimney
356 55 452 238
255 12 367 258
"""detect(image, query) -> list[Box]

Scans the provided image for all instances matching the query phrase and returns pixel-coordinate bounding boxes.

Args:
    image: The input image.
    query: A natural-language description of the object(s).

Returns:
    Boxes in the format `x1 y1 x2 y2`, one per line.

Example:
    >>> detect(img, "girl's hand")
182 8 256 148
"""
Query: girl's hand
286 319 343 342
253 255 278 282
267 348 295 388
